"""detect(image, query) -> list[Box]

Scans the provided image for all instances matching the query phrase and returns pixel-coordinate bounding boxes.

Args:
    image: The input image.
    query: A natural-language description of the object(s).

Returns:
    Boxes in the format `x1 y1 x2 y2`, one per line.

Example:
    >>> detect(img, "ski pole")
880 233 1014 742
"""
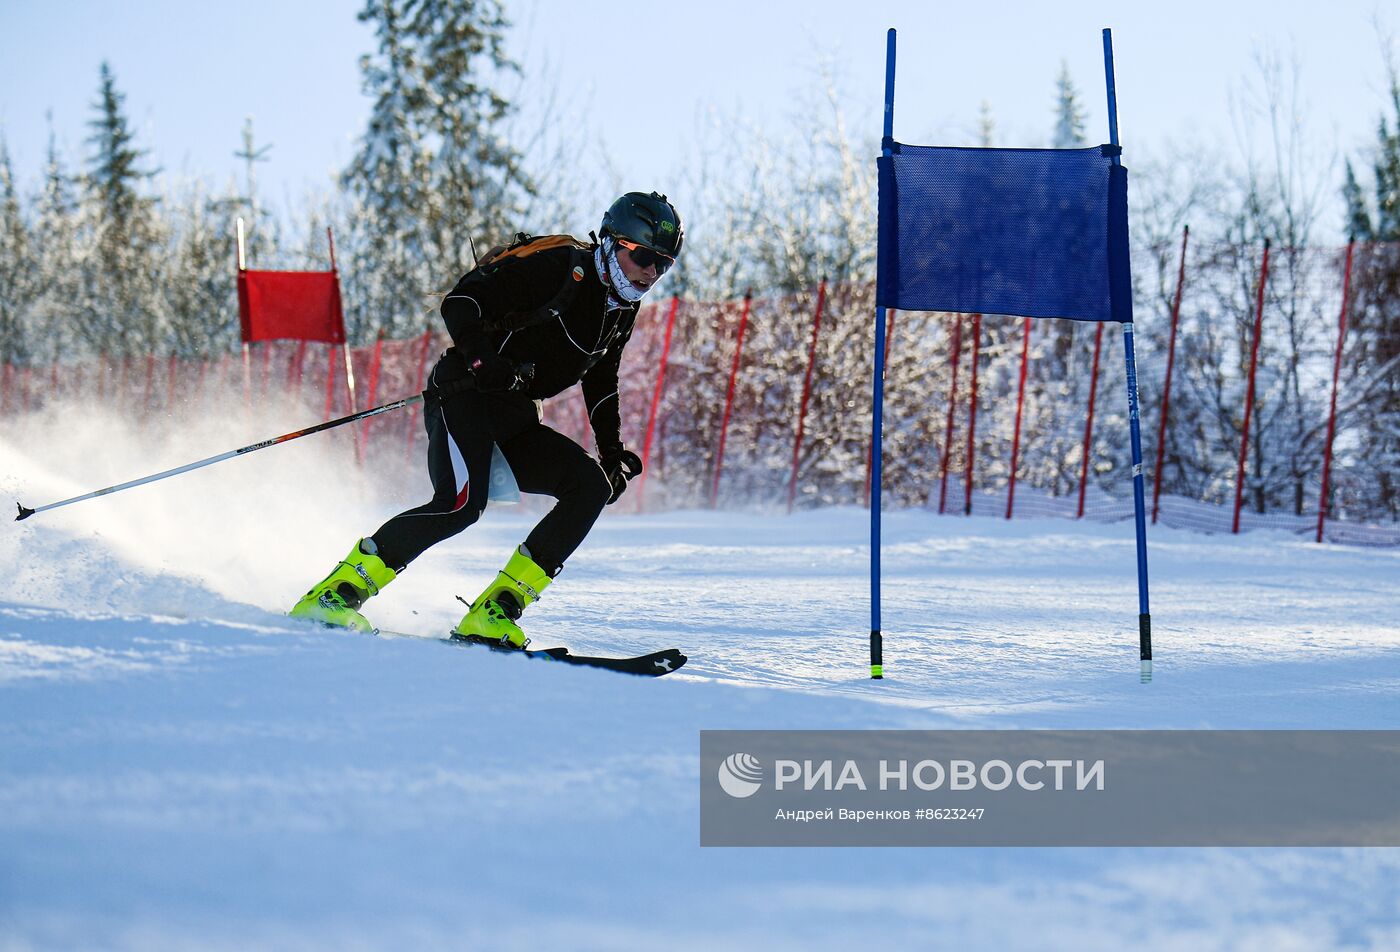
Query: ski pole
14 360 533 522
15 393 425 521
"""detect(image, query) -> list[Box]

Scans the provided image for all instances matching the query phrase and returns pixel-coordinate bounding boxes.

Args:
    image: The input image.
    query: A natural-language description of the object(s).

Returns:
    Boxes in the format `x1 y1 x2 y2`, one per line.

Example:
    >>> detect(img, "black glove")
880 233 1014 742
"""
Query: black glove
468 353 529 392
599 446 643 505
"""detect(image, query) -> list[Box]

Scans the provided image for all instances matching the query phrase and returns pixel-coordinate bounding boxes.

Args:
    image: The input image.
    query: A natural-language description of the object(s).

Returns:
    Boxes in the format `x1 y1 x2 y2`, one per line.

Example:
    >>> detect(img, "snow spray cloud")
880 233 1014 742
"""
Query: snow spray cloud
0 386 418 618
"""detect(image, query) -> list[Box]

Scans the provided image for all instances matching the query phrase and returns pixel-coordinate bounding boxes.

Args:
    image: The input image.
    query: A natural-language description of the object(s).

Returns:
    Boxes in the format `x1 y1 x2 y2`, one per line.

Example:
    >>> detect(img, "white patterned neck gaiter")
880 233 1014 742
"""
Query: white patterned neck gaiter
595 237 647 306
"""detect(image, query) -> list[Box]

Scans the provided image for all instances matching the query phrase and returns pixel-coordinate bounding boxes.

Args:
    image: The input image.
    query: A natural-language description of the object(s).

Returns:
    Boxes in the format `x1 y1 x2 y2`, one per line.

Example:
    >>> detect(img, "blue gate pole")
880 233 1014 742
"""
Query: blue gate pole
871 27 896 680
1103 28 1153 683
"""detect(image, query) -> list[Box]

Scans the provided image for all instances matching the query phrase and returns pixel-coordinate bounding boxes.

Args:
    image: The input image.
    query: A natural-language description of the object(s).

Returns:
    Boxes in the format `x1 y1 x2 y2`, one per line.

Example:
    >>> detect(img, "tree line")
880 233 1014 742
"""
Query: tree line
1 2 1397 525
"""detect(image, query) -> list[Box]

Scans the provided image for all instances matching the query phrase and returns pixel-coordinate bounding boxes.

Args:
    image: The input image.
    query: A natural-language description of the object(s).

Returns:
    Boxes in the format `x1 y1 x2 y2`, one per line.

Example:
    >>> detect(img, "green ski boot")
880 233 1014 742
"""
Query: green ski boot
289 539 396 633
453 546 554 648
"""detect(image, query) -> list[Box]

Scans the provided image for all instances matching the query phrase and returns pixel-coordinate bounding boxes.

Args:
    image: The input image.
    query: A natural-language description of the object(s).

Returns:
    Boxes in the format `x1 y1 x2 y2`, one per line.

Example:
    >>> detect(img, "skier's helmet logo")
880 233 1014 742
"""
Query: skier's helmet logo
718 753 764 799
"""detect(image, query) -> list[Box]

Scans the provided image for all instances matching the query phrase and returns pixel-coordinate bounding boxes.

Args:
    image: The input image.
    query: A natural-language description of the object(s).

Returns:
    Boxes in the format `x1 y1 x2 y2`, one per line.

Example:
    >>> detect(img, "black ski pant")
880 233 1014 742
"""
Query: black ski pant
369 362 612 577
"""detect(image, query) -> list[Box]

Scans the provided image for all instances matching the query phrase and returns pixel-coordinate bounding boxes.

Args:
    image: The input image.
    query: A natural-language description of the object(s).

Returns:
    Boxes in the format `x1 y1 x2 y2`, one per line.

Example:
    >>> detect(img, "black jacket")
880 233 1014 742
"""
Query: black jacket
439 241 639 452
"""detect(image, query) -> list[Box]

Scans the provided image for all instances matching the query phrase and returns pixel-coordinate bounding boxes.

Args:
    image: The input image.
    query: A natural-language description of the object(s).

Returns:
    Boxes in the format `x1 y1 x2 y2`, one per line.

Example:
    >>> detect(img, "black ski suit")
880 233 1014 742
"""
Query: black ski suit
368 239 640 576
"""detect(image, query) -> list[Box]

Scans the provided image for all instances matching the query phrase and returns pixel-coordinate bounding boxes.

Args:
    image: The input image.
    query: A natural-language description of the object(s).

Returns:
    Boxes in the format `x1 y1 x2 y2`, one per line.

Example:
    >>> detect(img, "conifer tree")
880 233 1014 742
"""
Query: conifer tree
0 134 34 365
1342 160 1372 240
1337 72 1400 519
978 101 995 147
84 61 161 356
29 120 84 362
404 0 530 257
341 0 531 340
165 184 239 359
1052 62 1087 149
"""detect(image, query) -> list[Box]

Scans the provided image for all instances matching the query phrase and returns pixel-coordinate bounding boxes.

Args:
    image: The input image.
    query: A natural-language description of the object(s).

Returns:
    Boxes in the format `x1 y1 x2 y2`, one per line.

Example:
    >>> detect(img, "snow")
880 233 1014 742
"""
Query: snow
2 405 1399 949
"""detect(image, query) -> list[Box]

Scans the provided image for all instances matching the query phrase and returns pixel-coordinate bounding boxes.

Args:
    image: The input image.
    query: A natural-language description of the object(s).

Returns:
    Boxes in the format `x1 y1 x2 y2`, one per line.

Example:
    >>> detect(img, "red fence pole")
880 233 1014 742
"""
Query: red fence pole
963 314 982 515
407 327 435 461
1005 318 1032 520
636 295 679 513
142 354 156 416
1 362 11 414
323 344 337 421
936 315 964 513
711 290 752 509
196 355 211 413
166 353 178 412
1076 322 1105 518
290 338 308 389
1232 239 1271 534
788 280 828 514
1152 225 1190 524
1317 238 1356 543
363 329 385 446
865 308 897 508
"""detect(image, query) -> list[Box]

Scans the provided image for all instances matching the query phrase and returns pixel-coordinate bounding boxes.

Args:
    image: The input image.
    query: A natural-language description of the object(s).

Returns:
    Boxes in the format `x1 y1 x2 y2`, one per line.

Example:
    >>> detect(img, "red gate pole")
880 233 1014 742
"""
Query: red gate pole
1006 317 1032 519
1316 238 1356 543
864 308 897 508
636 295 679 513
963 314 982 515
326 228 361 464
343 339 361 464
1233 239 1271 534
1076 322 1106 518
936 314 964 513
711 290 752 509
788 280 828 513
1152 225 1190 523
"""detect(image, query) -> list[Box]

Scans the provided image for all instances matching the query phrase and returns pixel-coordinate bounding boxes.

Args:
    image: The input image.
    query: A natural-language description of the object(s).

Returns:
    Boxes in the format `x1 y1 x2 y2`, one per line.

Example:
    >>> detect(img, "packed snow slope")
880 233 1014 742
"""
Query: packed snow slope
2 404 1399 950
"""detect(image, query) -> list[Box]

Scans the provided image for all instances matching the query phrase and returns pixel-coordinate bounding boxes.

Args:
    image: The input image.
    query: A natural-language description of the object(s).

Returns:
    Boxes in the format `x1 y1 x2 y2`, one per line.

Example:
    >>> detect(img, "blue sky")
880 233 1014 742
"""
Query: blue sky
0 0 1393 238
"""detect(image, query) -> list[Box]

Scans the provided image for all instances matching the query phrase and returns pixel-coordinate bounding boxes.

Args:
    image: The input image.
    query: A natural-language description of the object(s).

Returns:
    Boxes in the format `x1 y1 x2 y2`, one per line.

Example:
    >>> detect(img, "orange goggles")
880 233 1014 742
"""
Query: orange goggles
615 237 675 275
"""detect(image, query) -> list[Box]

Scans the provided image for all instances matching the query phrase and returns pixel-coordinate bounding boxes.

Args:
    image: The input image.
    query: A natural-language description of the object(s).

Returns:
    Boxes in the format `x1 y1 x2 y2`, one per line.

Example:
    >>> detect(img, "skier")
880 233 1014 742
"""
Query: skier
289 192 683 646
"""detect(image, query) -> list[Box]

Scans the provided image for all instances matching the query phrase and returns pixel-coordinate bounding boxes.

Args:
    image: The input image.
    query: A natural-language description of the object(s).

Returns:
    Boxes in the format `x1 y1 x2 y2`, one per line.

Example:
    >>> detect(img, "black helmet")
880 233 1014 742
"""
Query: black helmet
600 191 683 258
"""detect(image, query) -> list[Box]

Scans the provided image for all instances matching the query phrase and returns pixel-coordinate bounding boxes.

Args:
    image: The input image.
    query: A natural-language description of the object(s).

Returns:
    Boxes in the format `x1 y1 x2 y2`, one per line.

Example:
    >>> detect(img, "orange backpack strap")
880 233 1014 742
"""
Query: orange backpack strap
480 232 592 267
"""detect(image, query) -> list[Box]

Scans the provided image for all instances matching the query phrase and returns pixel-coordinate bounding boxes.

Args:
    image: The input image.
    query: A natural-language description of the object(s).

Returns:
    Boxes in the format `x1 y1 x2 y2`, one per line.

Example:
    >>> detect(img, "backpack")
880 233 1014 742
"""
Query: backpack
474 232 597 333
